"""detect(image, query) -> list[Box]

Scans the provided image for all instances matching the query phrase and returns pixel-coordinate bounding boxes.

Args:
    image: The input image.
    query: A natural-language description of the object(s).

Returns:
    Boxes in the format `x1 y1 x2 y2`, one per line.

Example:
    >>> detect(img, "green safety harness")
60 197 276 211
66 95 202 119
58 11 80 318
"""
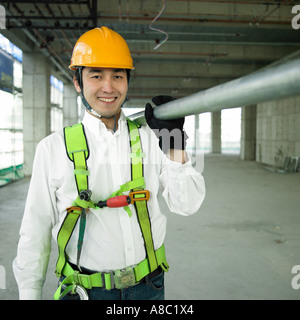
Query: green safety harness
54 118 169 300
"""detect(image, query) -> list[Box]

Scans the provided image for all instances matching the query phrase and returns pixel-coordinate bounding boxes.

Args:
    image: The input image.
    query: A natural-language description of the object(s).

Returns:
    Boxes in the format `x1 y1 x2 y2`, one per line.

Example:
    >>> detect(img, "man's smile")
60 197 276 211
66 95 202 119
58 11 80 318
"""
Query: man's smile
98 97 117 103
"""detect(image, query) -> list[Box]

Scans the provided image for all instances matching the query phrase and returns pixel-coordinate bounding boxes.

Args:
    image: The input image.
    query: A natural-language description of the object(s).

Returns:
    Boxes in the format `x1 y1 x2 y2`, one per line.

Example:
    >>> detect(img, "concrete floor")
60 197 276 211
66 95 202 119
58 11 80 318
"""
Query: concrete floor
1 154 299 300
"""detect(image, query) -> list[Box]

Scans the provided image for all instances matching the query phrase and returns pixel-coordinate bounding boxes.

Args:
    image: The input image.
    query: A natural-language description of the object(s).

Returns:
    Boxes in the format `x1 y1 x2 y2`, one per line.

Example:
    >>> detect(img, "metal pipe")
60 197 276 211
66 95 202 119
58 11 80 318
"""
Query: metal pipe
128 110 146 126
131 57 300 121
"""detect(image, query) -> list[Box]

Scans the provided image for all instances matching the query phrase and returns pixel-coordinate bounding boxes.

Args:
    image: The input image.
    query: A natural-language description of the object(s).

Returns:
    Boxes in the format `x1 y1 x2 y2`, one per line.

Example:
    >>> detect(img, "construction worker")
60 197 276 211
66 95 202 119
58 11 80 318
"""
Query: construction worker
13 27 205 300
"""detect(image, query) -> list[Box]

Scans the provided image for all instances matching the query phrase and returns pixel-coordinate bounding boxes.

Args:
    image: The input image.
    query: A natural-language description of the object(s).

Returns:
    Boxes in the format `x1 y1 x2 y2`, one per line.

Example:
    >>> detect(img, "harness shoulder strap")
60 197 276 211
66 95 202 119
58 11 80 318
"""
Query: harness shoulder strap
64 123 89 194
56 124 89 277
127 119 158 272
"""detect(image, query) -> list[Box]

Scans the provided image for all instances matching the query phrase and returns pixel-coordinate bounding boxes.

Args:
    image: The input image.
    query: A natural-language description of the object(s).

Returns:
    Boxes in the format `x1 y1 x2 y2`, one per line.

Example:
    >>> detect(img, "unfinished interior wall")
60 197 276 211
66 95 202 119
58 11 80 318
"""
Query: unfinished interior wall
256 95 300 167
22 52 51 176
63 84 79 127
241 105 257 161
211 111 221 153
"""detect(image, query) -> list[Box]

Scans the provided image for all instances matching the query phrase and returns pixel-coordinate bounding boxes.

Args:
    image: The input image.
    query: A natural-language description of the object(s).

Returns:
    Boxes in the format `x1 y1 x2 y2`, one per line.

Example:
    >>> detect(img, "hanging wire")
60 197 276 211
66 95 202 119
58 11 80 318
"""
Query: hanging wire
118 0 122 21
126 0 129 22
148 0 169 50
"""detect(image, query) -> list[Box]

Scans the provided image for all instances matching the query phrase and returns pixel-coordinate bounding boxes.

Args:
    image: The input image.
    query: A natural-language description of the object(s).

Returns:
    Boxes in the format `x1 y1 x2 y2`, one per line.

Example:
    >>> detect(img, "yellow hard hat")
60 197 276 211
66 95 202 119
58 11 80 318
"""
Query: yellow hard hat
69 26 134 70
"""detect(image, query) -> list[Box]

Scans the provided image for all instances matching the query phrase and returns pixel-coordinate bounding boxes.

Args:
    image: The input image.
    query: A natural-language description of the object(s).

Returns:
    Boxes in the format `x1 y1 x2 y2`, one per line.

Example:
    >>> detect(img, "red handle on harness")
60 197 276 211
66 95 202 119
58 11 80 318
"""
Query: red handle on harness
107 195 131 207
97 195 131 208
97 191 150 209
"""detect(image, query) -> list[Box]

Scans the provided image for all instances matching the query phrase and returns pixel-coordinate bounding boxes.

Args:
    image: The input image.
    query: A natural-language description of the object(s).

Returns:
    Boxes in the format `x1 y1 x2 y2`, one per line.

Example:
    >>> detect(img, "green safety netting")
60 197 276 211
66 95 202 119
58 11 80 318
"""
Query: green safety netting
0 164 24 186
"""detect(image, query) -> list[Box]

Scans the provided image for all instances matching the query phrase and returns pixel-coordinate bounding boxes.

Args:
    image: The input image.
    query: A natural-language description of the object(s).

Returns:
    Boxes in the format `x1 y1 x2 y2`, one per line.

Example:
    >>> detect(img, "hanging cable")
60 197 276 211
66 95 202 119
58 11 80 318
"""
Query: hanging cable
126 0 129 22
148 0 169 50
118 0 122 21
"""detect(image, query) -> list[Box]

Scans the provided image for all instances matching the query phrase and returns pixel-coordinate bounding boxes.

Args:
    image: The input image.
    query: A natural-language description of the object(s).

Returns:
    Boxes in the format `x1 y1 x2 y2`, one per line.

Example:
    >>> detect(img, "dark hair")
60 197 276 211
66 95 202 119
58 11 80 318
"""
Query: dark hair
125 69 131 83
74 67 131 85
74 67 82 84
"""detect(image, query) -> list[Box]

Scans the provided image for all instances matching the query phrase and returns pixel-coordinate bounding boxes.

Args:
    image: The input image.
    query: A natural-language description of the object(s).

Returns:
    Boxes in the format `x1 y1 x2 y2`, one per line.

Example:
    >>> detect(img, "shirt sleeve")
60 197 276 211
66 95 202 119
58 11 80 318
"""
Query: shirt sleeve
12 138 57 300
159 153 206 216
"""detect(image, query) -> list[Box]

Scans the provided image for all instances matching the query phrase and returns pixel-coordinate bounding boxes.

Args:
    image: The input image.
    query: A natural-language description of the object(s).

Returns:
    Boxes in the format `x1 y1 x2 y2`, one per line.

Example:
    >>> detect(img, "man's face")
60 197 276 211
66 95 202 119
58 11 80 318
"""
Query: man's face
74 67 128 118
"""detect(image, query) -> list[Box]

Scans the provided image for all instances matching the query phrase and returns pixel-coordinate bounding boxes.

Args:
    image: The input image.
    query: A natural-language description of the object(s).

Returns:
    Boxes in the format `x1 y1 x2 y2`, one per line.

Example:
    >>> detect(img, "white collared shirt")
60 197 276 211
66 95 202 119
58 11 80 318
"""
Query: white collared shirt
13 111 205 299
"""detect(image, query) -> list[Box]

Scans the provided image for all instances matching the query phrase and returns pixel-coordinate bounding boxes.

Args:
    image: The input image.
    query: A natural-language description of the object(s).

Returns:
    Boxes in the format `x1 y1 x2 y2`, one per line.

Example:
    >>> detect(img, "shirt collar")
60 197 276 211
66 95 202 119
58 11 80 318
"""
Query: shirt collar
82 110 128 137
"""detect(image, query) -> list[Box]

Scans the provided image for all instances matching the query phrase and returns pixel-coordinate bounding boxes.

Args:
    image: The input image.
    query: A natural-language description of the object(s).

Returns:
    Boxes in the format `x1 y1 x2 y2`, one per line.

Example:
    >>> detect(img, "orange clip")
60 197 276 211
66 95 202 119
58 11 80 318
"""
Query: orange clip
128 190 150 203
66 206 84 214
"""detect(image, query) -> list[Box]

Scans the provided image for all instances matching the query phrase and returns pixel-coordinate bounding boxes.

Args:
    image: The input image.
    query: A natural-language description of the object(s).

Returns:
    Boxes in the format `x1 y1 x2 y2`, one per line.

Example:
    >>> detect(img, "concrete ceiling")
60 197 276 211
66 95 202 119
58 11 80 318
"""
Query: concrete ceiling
2 0 300 108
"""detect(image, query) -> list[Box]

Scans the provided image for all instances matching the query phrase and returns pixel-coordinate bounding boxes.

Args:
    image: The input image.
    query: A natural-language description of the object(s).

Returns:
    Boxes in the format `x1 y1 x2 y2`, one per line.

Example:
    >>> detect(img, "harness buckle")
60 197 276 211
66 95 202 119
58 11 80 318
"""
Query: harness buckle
73 285 89 300
66 206 82 214
129 190 150 203
114 267 136 289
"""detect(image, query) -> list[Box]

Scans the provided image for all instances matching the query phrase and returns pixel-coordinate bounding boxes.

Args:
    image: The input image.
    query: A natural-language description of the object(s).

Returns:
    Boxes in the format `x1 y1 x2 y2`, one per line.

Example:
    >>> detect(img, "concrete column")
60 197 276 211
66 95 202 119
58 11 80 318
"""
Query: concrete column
256 95 300 167
63 84 79 127
240 105 257 160
22 52 51 176
211 111 221 153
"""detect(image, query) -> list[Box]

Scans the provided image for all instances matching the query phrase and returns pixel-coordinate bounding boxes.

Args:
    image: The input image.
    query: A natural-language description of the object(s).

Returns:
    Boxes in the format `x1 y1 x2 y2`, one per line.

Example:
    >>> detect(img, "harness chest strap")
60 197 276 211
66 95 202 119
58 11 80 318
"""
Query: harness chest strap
54 119 169 299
